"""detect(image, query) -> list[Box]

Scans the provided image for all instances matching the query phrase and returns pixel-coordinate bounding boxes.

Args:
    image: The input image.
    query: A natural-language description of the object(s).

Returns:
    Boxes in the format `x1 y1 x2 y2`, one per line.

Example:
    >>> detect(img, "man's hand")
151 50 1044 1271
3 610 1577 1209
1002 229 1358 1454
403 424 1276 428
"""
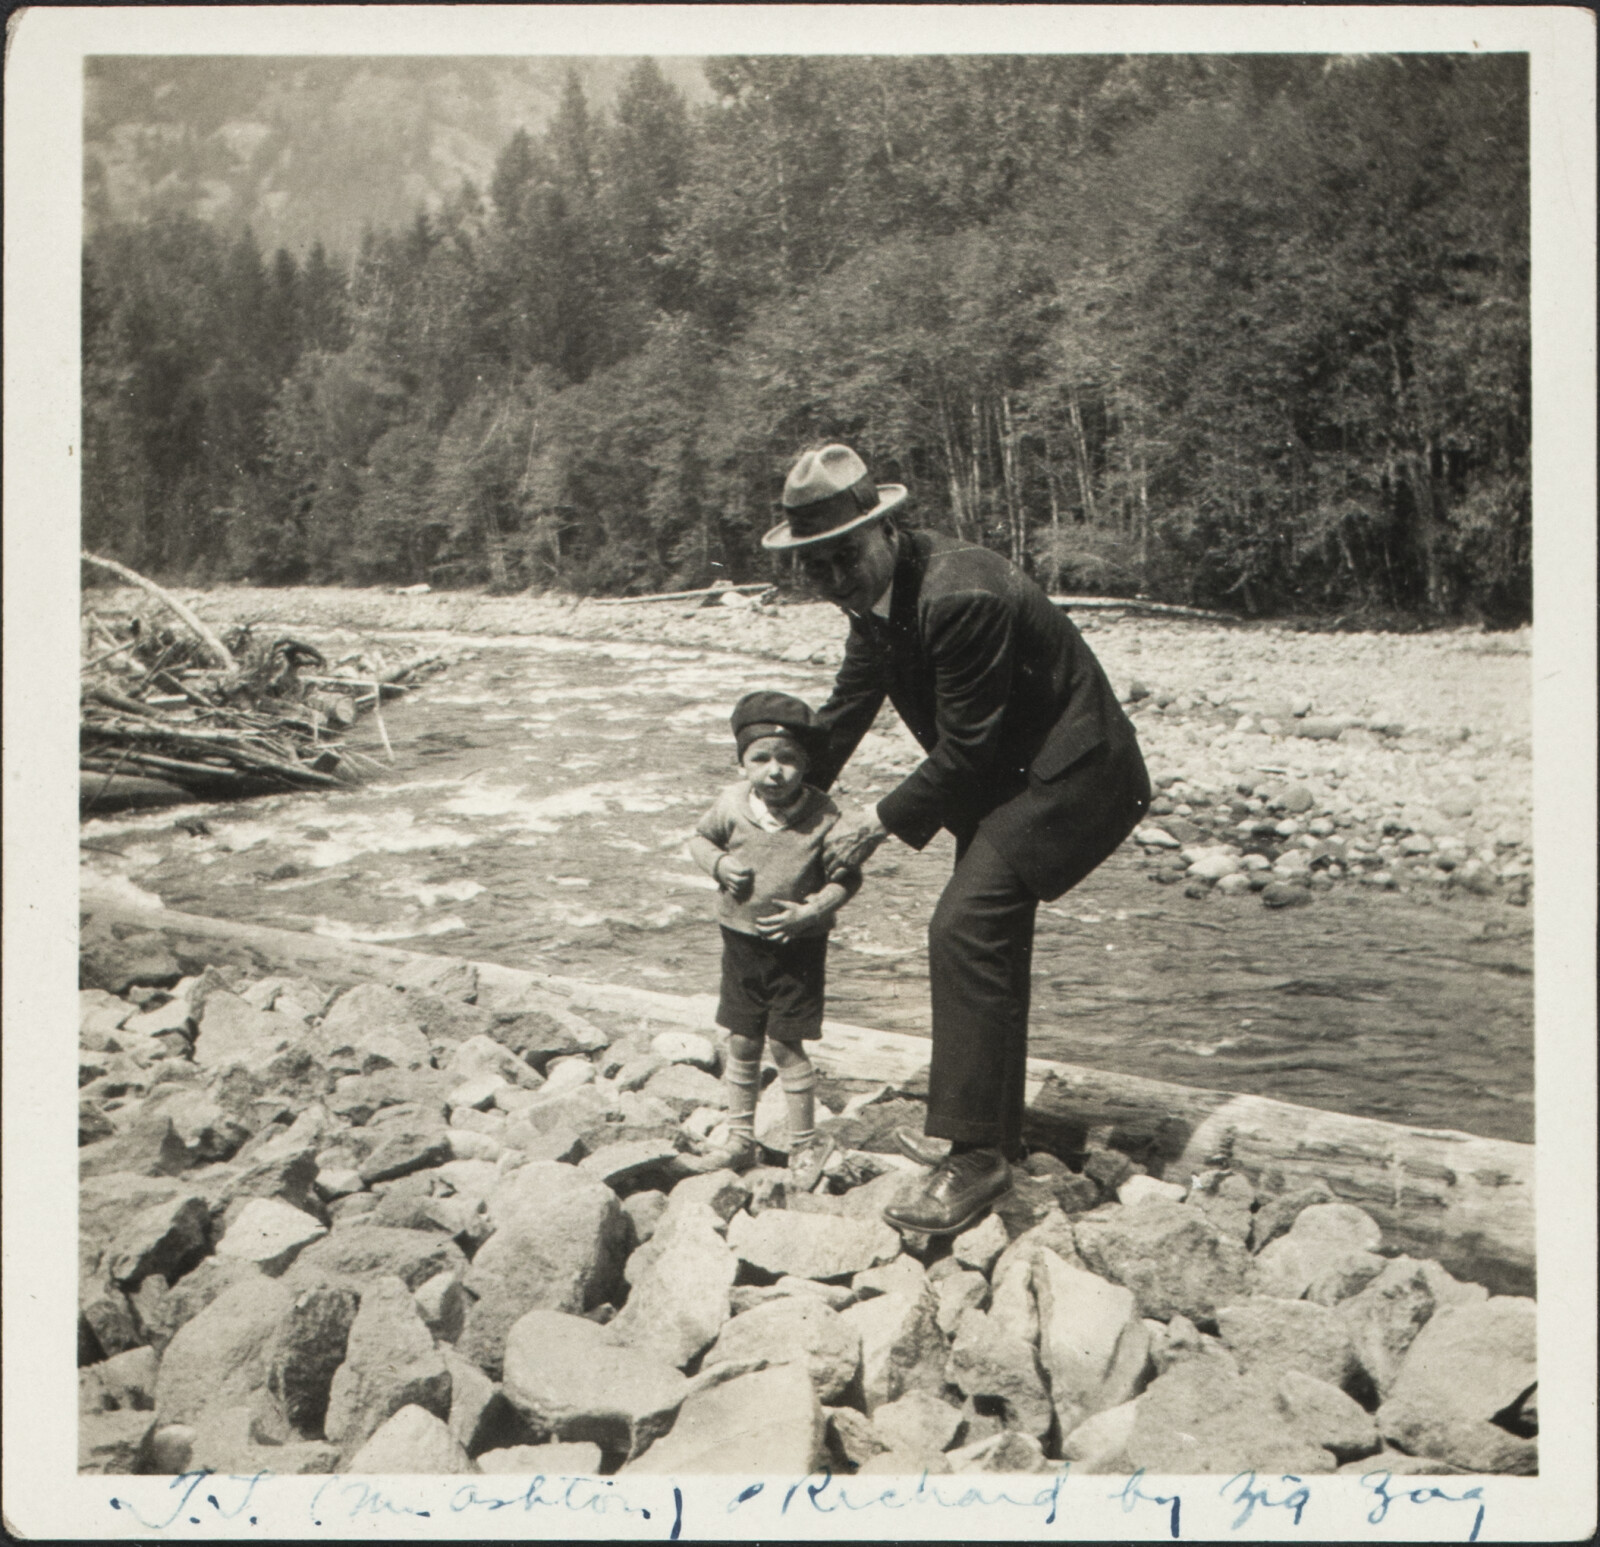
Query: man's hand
754 898 826 944
823 807 890 877
715 854 754 901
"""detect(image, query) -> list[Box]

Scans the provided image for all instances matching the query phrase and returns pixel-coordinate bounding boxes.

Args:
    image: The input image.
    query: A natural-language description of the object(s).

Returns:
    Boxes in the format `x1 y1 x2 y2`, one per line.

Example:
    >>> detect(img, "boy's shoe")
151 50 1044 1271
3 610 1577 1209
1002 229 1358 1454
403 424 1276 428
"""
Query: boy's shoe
786 1137 836 1194
671 1133 758 1178
881 1147 1010 1236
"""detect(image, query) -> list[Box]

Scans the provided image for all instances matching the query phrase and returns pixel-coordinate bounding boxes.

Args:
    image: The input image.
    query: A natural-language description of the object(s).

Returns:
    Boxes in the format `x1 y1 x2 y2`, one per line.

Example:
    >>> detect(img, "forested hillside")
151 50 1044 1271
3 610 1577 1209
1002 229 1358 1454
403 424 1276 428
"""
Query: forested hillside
82 54 1530 620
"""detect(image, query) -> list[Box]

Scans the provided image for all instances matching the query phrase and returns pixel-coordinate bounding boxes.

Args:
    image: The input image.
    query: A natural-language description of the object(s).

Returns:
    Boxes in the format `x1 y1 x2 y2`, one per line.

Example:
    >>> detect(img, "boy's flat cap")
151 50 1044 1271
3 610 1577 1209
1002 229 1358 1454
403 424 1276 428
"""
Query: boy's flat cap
731 690 824 757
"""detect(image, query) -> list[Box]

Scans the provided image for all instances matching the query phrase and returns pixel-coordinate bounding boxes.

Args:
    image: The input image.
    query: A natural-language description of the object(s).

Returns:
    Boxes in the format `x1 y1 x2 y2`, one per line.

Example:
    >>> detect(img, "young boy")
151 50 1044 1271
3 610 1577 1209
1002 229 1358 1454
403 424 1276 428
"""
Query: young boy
686 690 861 1191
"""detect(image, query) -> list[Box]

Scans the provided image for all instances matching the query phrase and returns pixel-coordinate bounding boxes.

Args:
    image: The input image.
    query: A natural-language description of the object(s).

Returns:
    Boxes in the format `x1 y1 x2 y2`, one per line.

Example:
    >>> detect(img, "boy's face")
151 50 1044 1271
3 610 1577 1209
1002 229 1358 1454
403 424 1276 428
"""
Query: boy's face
740 734 808 807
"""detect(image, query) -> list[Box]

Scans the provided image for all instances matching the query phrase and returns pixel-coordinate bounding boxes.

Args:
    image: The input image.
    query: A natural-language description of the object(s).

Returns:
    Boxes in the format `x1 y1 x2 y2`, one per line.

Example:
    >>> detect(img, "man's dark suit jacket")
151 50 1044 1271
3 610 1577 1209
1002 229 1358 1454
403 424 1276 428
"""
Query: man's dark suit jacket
811 529 1150 902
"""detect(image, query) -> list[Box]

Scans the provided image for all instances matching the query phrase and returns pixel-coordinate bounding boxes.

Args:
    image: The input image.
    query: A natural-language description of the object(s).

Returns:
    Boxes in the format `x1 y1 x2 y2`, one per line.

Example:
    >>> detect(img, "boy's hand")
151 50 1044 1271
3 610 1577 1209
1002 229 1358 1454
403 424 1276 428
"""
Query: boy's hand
823 806 889 877
755 898 823 943
716 854 755 901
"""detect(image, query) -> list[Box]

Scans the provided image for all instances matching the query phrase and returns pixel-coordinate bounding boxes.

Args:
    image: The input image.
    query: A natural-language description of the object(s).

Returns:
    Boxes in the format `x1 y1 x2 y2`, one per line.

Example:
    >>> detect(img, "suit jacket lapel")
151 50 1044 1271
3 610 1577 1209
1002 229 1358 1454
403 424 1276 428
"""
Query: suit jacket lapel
885 532 934 740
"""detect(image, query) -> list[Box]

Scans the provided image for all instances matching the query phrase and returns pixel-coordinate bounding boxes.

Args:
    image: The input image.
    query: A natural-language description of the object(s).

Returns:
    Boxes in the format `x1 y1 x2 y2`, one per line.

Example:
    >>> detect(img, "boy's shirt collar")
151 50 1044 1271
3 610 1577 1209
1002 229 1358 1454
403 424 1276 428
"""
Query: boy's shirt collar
746 785 810 831
871 577 893 619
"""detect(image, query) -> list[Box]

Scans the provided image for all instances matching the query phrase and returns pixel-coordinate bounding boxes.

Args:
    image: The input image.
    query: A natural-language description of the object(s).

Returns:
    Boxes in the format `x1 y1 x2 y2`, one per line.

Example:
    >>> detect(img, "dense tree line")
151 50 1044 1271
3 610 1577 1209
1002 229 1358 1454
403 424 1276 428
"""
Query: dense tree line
82 54 1530 620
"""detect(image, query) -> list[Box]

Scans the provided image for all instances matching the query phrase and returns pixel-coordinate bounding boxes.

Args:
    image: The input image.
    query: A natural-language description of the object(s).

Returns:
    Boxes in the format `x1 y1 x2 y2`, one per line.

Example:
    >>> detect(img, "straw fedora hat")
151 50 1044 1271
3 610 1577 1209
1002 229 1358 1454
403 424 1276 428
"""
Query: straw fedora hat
761 444 908 551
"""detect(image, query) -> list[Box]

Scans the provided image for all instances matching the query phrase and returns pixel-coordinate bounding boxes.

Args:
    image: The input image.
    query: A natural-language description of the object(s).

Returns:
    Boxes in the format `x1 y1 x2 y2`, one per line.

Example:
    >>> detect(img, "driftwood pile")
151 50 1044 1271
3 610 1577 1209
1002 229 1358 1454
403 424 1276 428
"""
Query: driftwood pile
81 554 444 813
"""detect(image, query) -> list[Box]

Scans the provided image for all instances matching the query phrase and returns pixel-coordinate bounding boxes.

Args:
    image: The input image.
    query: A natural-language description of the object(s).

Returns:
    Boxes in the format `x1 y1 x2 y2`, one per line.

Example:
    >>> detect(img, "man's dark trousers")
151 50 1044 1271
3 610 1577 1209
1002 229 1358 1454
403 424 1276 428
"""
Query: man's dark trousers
927 831 1037 1156
923 740 1149 1154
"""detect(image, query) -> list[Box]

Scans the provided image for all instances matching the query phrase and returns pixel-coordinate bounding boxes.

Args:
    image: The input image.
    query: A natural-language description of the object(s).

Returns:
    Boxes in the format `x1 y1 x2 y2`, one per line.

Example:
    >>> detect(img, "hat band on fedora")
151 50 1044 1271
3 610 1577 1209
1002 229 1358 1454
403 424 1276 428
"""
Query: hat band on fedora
783 475 881 540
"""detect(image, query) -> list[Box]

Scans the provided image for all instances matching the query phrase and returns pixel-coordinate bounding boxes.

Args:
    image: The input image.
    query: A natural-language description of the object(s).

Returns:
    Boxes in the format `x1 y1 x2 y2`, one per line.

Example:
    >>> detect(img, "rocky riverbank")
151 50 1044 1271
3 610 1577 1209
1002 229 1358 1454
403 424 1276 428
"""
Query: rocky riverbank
86 584 1535 909
78 927 1537 1477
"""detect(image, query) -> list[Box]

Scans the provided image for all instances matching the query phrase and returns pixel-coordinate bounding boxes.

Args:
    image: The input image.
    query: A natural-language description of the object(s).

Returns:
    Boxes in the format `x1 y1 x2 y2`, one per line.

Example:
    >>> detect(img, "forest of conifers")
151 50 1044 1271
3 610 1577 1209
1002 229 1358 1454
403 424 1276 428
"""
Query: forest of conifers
82 54 1530 621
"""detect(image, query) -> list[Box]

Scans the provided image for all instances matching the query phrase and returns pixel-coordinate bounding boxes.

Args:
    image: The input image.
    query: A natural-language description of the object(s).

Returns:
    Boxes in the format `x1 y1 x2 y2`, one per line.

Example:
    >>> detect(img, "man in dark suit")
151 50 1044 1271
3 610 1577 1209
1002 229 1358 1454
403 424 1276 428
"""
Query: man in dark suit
764 444 1151 1234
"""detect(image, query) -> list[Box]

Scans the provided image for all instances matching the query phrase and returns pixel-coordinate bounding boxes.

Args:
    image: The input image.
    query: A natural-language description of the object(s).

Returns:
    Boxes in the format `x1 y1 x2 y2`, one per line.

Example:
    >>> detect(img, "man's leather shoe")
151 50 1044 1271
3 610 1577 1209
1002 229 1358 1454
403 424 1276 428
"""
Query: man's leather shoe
881 1147 1011 1235
893 1126 951 1167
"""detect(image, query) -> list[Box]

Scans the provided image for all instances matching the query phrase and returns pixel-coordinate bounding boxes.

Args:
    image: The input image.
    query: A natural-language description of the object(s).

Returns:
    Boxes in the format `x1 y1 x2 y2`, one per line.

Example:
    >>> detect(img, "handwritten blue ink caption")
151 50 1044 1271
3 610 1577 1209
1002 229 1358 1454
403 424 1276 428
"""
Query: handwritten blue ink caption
104 1464 1495 1539
725 1466 1073 1525
1221 1472 1312 1530
1360 1471 1488 1543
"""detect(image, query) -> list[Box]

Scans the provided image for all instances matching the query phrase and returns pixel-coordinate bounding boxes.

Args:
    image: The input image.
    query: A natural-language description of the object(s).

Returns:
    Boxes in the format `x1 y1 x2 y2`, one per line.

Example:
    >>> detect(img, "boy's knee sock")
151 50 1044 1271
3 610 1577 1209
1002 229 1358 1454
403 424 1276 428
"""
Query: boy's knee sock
779 1057 817 1149
724 1049 760 1140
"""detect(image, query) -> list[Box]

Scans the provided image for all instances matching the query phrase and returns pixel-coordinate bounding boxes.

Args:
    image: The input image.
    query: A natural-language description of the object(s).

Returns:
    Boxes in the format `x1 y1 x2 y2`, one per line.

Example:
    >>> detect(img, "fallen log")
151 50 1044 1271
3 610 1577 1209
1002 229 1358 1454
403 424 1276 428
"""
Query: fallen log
585 584 771 607
81 894 1534 1296
81 552 238 671
79 769 191 812
1050 595 1243 623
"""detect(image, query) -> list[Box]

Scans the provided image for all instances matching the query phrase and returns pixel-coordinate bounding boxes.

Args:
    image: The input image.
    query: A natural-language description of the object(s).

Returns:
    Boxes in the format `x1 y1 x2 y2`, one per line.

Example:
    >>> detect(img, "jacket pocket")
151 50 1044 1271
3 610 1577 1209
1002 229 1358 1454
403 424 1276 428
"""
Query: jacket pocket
1030 717 1105 782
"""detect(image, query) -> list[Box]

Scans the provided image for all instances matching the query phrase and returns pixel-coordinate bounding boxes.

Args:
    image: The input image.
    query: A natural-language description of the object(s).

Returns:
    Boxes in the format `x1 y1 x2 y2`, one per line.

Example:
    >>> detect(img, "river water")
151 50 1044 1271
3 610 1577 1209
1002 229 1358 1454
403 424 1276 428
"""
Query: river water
80 631 1533 1145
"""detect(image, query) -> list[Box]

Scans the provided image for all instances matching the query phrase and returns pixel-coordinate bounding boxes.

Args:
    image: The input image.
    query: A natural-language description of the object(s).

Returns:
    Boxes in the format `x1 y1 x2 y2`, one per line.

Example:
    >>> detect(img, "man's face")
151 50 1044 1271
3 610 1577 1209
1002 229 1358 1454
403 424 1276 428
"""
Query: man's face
799 522 897 616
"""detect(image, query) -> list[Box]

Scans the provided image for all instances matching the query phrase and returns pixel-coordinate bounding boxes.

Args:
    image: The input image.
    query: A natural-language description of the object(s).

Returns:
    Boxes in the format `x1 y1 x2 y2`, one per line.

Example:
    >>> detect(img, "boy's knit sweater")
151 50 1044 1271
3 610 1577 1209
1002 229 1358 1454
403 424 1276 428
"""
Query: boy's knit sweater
690 782 861 936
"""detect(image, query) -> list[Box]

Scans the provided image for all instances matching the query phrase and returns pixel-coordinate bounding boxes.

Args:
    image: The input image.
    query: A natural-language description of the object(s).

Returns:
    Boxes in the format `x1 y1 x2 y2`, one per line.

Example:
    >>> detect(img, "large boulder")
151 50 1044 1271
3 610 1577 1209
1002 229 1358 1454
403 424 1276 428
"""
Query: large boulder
346 1404 472 1473
267 1277 360 1437
855 1254 926 1300
1274 1369 1379 1462
441 1346 530 1456
314 984 431 1074
144 1088 252 1167
138 1256 264 1354
1148 1312 1236 1377
952 1213 1009 1275
458 1165 627 1378
988 1207 1083 1285
1186 1170 1256 1243
1062 1399 1140 1473
194 991 299 1070
154 1277 294 1427
214 1198 327 1275
292 1223 468 1292
578 1137 682 1191
357 1124 454 1186
1073 1199 1256 1322
80 929 179 995
935 1269 990 1335
324 1276 451 1452
603 1202 736 1370
826 1406 892 1470
78 1411 157 1474
104 1195 211 1290
80 987 133 1037
1216 1297 1360 1388
1254 1203 1385 1301
1033 1248 1151 1437
701 1296 861 1403
178 1404 336 1476
666 1169 751 1225
1250 1180 1336 1250
946 1430 1053 1474
945 1305 1053 1439
79 1115 193 1180
80 1278 142 1362
445 1033 535 1086
1126 1361 1337 1475
501 1308 689 1463
872 1390 964 1460
641 1062 725 1118
838 1282 946 1413
726 1207 899 1282
1337 1256 1488 1397
1377 1297 1538 1473
477 1441 603 1474
623 1363 825 1475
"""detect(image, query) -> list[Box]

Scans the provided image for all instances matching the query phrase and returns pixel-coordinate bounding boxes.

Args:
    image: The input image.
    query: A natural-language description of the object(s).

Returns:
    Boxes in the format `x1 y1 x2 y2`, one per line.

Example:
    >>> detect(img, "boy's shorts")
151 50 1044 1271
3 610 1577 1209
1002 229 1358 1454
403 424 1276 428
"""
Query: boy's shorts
716 925 827 1042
